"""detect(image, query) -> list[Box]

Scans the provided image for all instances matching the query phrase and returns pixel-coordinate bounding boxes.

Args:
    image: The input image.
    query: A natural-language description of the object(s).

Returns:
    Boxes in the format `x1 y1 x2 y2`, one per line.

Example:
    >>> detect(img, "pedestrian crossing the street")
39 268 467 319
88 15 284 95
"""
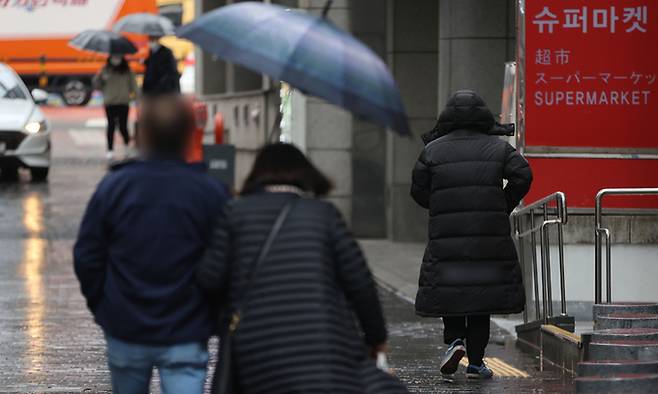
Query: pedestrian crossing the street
459 357 530 378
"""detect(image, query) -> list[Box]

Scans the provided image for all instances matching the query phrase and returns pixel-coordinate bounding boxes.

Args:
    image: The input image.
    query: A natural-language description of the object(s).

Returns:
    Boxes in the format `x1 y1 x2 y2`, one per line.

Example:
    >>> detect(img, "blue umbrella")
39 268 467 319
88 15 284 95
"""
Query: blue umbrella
177 2 410 135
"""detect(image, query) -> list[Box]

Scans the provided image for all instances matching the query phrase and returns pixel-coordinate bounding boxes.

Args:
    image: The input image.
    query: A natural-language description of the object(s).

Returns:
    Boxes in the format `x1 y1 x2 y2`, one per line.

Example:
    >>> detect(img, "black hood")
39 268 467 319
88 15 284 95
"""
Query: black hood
422 90 496 144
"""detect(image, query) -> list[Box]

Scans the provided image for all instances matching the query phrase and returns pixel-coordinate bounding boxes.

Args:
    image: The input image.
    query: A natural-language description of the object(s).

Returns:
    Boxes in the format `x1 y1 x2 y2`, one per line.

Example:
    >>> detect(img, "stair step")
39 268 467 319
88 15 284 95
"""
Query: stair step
588 340 658 361
595 312 658 330
593 303 658 320
575 373 658 393
591 328 658 342
578 360 658 377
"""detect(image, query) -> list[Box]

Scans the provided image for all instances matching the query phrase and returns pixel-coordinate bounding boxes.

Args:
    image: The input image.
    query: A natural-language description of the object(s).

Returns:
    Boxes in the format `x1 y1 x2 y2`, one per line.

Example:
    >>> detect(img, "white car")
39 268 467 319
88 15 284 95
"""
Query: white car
0 63 50 181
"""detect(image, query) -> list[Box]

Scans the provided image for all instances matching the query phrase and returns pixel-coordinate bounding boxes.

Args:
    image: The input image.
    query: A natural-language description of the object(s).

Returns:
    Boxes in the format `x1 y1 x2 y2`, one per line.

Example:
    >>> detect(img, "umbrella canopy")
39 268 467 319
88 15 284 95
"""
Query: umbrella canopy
69 30 137 55
177 2 410 135
114 13 175 37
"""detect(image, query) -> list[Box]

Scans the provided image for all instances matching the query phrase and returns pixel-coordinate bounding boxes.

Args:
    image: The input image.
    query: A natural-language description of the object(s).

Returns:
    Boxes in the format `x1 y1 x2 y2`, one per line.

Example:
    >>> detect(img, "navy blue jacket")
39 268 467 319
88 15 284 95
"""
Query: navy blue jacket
74 159 230 345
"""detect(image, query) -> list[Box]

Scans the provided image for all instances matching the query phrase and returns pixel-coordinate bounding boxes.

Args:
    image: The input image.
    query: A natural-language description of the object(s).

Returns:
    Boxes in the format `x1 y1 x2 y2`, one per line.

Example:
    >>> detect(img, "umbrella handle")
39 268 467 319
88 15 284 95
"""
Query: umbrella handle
322 0 333 18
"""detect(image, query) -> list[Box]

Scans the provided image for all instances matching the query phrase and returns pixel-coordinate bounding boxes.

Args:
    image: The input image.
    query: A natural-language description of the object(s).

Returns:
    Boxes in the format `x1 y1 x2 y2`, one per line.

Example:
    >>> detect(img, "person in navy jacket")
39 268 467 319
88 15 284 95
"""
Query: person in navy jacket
74 95 230 394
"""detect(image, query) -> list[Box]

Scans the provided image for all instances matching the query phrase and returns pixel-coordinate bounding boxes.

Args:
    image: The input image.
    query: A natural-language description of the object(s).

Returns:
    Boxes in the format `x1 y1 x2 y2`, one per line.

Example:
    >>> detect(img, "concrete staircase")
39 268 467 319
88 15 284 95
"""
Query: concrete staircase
576 303 658 393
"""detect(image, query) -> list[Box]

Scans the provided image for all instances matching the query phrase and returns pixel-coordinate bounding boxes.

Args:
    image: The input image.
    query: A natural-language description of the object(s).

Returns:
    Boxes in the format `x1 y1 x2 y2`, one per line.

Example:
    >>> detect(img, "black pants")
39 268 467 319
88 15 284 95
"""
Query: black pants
443 315 490 366
105 104 130 151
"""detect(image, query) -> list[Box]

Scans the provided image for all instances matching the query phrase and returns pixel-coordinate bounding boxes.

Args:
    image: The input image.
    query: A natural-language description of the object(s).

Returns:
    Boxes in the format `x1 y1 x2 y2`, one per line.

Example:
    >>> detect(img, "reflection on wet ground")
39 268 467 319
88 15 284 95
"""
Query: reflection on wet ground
0 112 575 392
381 287 575 393
0 169 576 393
21 194 46 379
0 159 111 393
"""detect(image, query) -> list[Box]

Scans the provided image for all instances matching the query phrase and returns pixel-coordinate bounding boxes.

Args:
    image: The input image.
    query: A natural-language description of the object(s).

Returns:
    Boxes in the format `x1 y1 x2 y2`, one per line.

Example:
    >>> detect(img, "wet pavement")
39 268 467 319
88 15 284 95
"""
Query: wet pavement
0 107 575 393
382 287 575 393
0 111 109 392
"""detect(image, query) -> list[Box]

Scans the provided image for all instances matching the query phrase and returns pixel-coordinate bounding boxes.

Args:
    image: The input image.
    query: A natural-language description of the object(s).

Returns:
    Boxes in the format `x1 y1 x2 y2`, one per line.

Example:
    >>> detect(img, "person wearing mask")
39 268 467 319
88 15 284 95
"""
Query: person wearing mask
410 90 533 379
74 95 230 394
93 55 137 160
197 143 408 394
142 36 180 96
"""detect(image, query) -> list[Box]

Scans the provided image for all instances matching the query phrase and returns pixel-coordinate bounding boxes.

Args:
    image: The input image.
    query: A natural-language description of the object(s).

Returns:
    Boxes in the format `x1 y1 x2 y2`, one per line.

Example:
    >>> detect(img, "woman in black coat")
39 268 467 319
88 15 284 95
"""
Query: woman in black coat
198 143 407 393
410 90 532 379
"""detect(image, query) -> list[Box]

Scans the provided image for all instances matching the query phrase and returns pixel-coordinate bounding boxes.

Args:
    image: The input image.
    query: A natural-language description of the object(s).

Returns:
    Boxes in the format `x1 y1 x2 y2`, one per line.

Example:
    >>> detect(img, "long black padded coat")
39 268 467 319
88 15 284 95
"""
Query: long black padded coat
142 45 180 95
410 90 533 317
197 191 408 394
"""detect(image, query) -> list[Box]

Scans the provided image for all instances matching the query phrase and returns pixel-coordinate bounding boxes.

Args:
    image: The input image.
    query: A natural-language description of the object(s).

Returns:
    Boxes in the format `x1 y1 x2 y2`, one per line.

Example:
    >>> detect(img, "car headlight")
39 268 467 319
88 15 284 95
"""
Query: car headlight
24 119 48 135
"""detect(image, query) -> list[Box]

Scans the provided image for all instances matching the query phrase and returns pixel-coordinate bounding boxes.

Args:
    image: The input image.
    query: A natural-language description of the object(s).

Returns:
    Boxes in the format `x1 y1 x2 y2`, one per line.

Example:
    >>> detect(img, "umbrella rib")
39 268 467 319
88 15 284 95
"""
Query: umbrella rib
279 18 324 83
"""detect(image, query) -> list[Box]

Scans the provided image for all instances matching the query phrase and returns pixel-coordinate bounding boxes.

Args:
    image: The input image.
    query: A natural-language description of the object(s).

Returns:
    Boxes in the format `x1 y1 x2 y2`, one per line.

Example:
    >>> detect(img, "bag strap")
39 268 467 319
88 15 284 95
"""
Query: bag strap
228 199 295 333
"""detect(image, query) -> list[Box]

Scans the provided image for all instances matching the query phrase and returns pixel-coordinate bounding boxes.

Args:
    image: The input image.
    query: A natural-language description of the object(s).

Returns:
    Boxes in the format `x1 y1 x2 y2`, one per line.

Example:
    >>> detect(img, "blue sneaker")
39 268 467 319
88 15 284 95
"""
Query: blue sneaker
466 363 494 379
440 339 466 375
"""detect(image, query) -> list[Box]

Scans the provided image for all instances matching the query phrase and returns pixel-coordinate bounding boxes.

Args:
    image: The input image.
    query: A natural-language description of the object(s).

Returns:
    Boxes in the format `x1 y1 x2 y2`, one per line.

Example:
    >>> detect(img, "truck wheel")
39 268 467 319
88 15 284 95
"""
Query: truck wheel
62 79 91 106
30 167 49 182
0 164 19 182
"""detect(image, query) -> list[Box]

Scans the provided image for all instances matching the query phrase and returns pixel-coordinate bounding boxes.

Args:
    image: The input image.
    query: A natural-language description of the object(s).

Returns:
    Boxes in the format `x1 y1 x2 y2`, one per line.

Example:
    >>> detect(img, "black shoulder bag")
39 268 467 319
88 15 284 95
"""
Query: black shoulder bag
217 201 295 394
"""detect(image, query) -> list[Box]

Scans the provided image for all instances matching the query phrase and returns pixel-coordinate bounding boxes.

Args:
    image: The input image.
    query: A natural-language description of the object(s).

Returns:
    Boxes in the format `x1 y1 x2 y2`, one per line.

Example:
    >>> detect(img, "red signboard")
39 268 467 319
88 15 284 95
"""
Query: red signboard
526 1 658 148
524 1 658 208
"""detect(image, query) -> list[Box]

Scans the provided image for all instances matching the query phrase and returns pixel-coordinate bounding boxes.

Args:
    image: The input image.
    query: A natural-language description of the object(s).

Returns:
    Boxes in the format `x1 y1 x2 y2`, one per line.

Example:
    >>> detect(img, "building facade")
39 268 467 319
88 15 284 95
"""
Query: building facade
194 0 516 242
193 0 658 312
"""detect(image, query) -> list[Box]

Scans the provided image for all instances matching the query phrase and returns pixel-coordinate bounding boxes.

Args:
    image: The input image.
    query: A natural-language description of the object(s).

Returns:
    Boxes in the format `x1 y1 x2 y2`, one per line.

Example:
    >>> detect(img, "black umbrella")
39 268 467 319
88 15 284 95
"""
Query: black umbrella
113 13 175 37
69 30 137 55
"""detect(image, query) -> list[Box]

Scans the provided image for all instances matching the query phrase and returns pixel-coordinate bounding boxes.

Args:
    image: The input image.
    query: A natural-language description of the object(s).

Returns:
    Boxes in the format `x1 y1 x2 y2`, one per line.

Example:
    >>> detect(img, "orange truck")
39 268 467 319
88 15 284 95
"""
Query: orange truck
0 0 157 106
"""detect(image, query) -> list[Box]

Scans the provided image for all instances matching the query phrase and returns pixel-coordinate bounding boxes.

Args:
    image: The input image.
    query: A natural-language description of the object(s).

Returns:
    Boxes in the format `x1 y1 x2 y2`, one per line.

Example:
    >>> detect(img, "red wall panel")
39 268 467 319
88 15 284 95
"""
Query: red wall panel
526 158 658 208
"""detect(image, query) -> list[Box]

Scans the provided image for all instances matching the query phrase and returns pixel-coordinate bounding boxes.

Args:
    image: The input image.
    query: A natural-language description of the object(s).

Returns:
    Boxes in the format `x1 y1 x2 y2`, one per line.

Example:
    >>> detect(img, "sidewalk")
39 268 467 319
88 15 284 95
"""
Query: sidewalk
359 241 581 391
359 239 424 303
360 239 521 336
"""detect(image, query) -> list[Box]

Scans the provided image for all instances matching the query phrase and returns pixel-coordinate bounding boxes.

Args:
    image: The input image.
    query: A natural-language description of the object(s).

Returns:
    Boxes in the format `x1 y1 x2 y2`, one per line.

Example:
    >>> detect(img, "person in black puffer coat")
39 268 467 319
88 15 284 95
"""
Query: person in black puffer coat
410 90 532 378
142 37 181 96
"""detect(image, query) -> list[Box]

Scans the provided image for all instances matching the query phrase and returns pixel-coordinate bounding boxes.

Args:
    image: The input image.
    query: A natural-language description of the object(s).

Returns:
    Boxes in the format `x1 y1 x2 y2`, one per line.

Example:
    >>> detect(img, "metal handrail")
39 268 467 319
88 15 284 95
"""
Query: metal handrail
512 192 568 323
594 187 658 304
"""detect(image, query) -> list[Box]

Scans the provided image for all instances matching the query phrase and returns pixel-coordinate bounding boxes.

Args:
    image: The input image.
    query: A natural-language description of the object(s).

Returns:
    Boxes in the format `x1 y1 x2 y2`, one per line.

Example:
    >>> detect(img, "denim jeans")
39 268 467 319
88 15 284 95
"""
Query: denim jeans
105 334 209 394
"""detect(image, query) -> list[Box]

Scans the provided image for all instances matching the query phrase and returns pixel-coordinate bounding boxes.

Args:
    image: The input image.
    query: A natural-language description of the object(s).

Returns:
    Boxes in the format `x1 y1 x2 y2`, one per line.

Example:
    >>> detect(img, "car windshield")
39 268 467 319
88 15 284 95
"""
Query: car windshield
0 69 27 100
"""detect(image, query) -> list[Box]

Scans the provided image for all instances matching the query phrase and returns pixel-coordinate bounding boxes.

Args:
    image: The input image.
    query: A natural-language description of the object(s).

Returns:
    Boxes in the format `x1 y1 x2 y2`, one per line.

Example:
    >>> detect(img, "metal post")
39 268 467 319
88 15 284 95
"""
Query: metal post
38 55 48 88
595 212 601 304
557 193 568 315
594 192 603 304
558 222 567 315
516 0 526 155
530 212 541 321
511 191 570 324
593 188 658 305
604 229 612 303
539 220 549 323
543 205 553 316
516 216 529 323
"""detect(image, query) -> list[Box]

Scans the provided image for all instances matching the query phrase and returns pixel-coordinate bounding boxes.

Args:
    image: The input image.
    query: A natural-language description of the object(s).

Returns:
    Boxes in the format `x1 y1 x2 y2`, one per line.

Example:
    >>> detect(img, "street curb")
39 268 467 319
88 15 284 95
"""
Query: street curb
374 275 414 305
372 271 518 339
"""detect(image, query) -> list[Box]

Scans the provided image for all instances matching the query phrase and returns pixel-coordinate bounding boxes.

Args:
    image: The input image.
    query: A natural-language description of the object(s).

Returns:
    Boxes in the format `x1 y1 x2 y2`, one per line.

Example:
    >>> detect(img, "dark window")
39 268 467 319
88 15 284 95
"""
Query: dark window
159 4 183 27
0 69 28 100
